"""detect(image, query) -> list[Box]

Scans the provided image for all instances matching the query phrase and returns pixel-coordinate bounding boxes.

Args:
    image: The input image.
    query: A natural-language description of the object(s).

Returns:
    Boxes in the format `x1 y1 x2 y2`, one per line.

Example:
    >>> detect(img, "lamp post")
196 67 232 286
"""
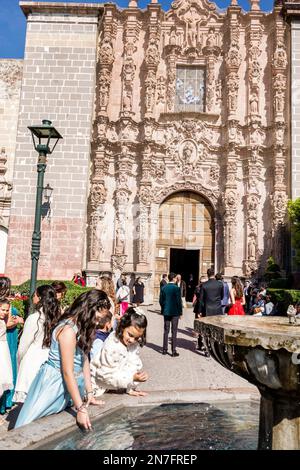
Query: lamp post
28 119 62 307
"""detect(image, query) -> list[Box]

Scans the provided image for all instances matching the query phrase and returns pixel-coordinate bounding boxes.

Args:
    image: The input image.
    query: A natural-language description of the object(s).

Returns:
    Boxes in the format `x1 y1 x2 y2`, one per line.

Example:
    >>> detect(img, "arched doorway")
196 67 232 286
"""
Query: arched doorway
0 226 8 275
154 191 215 299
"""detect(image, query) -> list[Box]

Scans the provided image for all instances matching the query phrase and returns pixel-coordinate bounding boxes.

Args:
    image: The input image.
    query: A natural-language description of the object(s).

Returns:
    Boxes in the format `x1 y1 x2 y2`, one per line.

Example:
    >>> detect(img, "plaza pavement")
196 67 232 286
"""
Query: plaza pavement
0 305 258 447
140 305 257 393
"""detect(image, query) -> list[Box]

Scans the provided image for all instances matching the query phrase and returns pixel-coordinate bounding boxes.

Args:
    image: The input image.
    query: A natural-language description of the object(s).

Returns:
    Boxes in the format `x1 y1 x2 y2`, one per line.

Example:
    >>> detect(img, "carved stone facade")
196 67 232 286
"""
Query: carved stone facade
0 60 23 273
84 0 290 299
2 2 291 297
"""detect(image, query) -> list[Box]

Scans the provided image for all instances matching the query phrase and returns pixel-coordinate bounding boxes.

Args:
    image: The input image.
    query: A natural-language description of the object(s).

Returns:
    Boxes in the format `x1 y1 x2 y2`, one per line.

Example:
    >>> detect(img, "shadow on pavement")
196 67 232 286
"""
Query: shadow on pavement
177 327 196 338
145 341 164 354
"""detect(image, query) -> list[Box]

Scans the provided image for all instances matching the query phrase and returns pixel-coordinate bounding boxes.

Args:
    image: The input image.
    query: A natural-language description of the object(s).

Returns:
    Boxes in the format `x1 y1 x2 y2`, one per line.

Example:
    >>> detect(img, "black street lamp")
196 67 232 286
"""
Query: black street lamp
28 119 62 307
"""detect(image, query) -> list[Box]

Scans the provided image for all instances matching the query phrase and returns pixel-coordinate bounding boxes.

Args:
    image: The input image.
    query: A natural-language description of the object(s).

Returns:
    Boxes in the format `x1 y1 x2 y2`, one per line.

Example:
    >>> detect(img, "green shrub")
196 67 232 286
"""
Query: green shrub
268 278 290 289
12 280 91 315
10 299 25 318
288 198 300 265
267 288 300 314
263 256 282 282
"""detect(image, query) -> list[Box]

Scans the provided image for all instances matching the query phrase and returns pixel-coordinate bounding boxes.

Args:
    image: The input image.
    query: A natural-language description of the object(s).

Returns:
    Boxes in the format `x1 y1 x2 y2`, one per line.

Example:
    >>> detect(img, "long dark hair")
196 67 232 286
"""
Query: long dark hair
231 277 243 299
0 276 11 300
58 289 111 354
34 285 61 348
116 307 147 347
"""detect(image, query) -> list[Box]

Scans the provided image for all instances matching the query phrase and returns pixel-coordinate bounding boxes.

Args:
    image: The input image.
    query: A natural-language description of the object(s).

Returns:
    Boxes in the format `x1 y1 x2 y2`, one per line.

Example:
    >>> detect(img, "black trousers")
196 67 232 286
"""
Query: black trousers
163 316 179 353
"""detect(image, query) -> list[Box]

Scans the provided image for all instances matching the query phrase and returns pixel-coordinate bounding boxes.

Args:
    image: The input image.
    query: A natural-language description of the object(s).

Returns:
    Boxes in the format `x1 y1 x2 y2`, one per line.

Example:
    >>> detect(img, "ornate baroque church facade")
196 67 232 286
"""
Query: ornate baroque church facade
1 0 292 301
87 0 290 298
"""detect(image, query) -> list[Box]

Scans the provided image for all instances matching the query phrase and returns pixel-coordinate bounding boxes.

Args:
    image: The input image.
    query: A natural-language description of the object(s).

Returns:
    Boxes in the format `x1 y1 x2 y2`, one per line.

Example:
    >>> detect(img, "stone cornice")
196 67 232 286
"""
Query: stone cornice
20 2 104 18
283 2 300 18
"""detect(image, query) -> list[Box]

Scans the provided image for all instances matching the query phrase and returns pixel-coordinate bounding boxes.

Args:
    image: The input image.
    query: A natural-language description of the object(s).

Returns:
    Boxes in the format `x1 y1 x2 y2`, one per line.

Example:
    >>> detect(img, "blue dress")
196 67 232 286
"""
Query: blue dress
0 307 19 414
15 320 85 428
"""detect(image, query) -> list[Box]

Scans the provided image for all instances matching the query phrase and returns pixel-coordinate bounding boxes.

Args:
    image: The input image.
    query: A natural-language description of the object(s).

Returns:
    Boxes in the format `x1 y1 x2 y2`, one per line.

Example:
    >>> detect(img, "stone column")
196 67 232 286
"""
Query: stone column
111 145 133 273
244 146 262 277
224 146 239 276
202 42 221 113
144 4 161 117
97 5 116 116
121 8 140 117
87 144 108 270
223 9 241 276
270 14 288 268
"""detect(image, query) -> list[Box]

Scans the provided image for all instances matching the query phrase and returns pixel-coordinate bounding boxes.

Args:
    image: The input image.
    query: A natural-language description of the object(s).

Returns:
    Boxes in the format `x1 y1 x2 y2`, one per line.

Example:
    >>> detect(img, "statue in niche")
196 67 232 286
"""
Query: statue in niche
250 92 259 115
228 89 237 112
170 27 177 45
206 27 216 47
276 126 285 142
122 89 132 111
248 238 256 260
186 7 200 47
146 38 159 65
274 91 285 113
182 141 196 165
99 36 113 63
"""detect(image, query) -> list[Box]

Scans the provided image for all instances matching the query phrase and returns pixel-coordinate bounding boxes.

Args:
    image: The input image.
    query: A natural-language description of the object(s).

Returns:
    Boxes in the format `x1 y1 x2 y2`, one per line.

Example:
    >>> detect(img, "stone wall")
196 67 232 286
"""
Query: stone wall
5 3 102 284
291 19 300 199
0 60 23 183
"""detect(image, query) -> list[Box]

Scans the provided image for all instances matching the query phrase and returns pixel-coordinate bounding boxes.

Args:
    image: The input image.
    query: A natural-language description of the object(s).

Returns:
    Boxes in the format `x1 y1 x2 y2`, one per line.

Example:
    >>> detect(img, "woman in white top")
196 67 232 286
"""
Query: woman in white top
14 285 61 403
116 280 130 317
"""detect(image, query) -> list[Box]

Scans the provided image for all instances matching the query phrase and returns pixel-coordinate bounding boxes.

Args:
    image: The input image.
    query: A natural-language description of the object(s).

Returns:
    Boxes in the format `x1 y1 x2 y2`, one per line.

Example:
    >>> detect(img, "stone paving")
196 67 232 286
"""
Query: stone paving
0 305 258 448
140 305 256 393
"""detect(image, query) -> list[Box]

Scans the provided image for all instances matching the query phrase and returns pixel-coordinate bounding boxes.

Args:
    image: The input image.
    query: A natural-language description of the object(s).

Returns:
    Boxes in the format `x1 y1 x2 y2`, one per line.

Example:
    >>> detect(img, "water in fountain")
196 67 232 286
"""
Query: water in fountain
39 400 259 450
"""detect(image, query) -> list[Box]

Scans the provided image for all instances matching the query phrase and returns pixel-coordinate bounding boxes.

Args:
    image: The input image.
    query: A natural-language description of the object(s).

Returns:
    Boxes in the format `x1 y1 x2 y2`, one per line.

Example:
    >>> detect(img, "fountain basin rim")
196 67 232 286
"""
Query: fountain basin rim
194 316 300 353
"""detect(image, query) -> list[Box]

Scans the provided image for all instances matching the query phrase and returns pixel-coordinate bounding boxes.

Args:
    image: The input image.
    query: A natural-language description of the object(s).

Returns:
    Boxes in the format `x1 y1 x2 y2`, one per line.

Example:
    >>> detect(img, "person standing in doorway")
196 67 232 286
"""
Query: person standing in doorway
186 274 196 303
198 268 224 357
159 272 182 357
176 274 187 309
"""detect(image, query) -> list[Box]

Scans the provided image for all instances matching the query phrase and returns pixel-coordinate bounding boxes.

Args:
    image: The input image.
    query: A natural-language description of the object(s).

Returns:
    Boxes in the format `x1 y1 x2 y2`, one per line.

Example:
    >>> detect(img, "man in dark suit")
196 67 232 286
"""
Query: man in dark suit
159 274 168 292
197 268 224 356
159 272 182 357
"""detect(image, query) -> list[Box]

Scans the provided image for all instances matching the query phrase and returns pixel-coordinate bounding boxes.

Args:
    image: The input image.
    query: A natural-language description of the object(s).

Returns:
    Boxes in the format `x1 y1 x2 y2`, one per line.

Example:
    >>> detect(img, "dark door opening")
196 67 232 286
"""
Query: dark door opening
169 248 199 302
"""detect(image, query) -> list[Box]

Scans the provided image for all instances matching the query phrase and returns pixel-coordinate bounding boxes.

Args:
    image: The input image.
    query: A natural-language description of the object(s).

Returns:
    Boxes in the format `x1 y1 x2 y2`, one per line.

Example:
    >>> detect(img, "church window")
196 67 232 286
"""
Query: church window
175 66 205 112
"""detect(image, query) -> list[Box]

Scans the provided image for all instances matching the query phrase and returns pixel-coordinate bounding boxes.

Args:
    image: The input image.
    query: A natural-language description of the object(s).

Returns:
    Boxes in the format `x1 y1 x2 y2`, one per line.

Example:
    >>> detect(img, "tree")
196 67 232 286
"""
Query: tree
264 256 281 282
288 198 300 265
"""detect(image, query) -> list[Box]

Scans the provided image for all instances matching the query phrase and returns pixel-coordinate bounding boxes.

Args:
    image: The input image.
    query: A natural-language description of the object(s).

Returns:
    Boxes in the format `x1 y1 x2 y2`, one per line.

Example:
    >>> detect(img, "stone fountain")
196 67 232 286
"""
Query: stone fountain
194 316 300 450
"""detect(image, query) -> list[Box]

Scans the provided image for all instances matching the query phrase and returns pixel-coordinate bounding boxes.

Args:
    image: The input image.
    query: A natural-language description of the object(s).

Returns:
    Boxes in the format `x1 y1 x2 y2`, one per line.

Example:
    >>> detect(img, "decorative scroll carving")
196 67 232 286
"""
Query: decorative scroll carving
97 12 116 116
0 61 22 98
111 254 127 272
156 76 166 105
153 181 218 207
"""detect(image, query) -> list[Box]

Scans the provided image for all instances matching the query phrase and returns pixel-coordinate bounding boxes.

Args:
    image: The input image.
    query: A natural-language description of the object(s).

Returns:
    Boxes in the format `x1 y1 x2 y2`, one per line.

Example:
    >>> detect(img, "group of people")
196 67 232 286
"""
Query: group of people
159 269 277 358
0 275 149 431
116 274 145 315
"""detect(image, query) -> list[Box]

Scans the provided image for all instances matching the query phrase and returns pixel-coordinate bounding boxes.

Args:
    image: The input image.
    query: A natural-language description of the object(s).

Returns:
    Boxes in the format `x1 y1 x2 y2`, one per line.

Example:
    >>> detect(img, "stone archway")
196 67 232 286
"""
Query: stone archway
154 191 215 299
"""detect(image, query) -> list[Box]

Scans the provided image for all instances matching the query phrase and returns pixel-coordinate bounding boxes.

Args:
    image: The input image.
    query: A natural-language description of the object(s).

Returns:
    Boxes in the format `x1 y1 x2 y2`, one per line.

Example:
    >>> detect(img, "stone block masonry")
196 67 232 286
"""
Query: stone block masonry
5 3 103 284
292 20 300 199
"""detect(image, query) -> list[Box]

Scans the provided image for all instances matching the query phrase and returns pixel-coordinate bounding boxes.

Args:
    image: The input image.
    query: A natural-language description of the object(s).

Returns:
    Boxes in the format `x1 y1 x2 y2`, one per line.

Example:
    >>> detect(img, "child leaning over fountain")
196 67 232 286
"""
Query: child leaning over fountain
90 307 149 397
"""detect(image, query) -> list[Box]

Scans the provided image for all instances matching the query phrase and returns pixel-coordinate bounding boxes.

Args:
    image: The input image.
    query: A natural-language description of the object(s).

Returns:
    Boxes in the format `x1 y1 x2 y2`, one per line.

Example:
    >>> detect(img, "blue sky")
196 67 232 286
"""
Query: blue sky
0 0 275 59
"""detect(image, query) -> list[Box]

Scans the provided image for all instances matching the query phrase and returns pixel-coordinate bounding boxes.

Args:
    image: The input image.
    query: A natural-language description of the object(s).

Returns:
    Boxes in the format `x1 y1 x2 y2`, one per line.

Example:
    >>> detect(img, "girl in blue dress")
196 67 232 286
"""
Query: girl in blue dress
15 289 111 430
0 276 24 414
